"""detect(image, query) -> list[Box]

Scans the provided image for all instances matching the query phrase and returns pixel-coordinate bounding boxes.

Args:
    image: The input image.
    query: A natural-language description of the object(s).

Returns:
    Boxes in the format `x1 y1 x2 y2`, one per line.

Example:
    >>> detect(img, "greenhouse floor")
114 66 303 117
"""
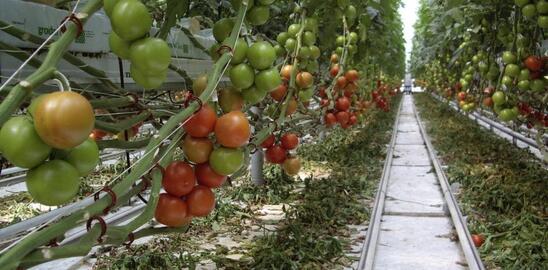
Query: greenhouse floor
360 94 471 270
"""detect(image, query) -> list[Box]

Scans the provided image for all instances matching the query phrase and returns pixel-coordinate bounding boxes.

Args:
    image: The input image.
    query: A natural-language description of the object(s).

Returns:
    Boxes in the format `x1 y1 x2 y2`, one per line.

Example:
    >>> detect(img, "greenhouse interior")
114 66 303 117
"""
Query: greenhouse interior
0 0 546 269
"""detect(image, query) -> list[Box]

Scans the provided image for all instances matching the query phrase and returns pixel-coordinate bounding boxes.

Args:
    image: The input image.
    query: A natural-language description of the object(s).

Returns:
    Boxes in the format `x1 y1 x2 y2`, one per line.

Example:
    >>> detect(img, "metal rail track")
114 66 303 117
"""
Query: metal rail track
358 95 484 269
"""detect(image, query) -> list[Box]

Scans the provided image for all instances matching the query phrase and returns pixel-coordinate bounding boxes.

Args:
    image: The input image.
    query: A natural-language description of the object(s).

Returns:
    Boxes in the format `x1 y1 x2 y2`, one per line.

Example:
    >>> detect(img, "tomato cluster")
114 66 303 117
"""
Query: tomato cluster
0 91 98 206
105 0 171 89
156 103 251 227
260 132 301 176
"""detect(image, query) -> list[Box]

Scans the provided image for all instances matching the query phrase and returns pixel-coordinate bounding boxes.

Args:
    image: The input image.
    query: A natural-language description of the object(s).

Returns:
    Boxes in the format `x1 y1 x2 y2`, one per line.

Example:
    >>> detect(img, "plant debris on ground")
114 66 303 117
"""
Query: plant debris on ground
415 93 547 269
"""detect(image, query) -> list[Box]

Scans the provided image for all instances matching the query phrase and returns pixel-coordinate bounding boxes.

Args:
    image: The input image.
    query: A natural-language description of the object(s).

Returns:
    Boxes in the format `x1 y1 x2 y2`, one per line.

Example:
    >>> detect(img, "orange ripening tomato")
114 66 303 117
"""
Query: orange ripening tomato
214 111 251 148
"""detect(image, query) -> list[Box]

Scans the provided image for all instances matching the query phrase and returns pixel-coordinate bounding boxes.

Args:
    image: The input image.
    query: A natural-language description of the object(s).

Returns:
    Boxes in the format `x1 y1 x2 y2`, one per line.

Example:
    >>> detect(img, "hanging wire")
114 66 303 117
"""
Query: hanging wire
0 0 82 92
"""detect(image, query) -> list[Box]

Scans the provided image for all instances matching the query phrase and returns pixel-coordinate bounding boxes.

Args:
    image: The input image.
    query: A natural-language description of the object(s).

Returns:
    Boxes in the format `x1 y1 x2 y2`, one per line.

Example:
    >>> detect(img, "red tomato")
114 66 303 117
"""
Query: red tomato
330 64 340 77
345 70 359 82
214 111 251 148
260 134 276 148
325 113 337 126
471 234 485 247
265 144 287 164
184 105 217 138
457 92 467 101
280 133 299 150
286 97 297 116
89 129 107 141
336 76 348 89
349 115 357 125
318 86 327 98
155 193 189 227
195 163 227 188
524 56 543 72
162 161 196 197
335 97 351 111
336 111 350 125
186 185 216 217
270 83 288 101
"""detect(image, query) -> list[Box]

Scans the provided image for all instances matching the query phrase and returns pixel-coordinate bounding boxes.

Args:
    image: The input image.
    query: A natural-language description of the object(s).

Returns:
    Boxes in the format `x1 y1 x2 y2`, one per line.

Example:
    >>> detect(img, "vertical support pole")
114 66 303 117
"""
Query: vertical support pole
250 148 265 186
118 57 133 205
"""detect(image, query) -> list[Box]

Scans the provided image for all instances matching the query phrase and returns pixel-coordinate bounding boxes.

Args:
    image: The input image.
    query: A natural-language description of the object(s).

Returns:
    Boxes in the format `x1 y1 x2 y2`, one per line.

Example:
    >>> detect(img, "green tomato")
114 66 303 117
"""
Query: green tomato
130 64 167 89
255 68 282 92
129 38 171 74
518 69 530 81
103 0 119 17
299 87 314 101
247 41 276 70
538 1 548 14
277 32 289 45
274 44 286 57
502 51 517 64
530 79 545 91
108 31 130 59
538 16 548 28
348 44 357 54
299 46 311 59
209 147 244 176
58 138 99 176
515 0 530 7
335 47 343 55
287 24 301 37
478 62 489 73
522 4 537 18
517 80 530 91
246 5 270 26
492 91 506 105
309 45 321 59
303 31 316 46
306 61 319 73
501 75 514 87
213 18 235 43
111 0 152 41
26 160 80 206
488 65 499 79
336 36 345 46
285 38 297 52
349 32 358 44
304 17 318 31
345 5 357 21
498 109 515 122
242 85 267 105
0 117 51 168
504 64 520 77
27 95 45 118
230 63 255 89
228 38 248 65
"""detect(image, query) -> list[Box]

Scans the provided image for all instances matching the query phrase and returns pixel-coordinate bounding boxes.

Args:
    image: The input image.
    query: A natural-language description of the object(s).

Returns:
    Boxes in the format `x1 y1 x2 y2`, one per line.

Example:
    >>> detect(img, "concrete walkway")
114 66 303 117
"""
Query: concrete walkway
371 95 467 269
